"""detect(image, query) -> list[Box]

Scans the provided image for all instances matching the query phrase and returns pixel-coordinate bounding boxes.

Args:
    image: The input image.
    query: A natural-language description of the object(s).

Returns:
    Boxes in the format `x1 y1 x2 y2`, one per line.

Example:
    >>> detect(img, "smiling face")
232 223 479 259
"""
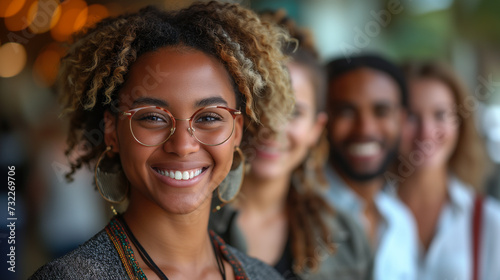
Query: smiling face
248 62 326 179
400 78 459 169
327 67 404 181
104 47 243 214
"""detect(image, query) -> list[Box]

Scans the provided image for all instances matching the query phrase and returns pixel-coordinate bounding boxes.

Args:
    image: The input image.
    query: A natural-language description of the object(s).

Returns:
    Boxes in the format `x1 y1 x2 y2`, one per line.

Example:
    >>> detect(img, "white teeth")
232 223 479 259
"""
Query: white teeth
156 168 204 181
348 142 380 156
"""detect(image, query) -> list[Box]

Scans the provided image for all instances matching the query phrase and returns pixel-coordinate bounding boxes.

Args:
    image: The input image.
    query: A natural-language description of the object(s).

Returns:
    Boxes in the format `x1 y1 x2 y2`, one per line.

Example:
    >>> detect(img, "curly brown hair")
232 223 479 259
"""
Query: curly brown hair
259 10 335 273
58 1 294 181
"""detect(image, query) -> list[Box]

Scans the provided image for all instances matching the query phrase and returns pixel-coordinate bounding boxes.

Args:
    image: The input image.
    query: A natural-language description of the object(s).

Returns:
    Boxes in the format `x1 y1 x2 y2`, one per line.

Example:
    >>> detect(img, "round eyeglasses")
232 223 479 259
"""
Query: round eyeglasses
120 105 241 147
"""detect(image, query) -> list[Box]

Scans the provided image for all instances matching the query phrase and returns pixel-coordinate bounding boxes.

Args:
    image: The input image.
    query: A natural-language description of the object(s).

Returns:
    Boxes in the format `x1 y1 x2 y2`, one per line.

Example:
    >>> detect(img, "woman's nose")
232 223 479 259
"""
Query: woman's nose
162 120 200 157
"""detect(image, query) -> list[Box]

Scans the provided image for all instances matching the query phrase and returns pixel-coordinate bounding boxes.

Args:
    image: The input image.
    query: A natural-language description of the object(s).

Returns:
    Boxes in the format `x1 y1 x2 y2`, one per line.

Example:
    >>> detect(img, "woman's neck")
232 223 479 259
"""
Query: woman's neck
398 166 449 204
236 173 290 265
123 192 213 268
397 165 449 251
238 173 290 215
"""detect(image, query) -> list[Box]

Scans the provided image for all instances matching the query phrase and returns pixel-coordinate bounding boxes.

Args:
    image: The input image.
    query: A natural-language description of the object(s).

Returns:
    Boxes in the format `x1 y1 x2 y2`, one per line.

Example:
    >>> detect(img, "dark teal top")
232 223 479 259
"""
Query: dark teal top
209 202 374 280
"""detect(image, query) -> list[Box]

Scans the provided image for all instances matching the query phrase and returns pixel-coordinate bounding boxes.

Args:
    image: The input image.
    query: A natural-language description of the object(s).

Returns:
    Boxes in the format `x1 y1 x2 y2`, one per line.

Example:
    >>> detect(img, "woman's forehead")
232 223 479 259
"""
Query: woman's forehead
118 47 236 109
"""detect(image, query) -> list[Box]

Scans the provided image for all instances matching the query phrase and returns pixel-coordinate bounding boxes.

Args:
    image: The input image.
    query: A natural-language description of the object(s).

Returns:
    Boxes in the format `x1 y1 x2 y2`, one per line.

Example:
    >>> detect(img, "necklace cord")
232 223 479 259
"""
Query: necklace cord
116 215 226 280
117 215 169 280
211 237 227 280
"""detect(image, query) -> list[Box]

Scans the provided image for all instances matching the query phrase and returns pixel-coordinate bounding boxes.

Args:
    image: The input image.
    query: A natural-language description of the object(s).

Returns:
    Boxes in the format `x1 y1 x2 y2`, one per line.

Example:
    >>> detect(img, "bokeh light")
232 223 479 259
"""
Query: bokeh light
0 0 27 18
81 4 109 29
0 42 27 78
50 0 87 42
4 0 37 31
32 42 66 87
28 0 61 34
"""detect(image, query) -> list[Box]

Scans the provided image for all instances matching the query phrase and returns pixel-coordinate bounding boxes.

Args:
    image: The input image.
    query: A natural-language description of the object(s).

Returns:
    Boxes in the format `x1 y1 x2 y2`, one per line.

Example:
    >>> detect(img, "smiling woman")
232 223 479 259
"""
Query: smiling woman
108 48 244 216
397 61 500 280
29 1 294 279
210 10 373 280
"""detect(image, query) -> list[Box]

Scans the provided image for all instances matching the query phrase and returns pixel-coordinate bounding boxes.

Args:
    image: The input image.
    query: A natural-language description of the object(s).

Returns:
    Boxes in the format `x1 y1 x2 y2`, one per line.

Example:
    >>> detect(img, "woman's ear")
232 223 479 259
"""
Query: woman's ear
308 112 328 146
104 110 119 153
233 114 244 147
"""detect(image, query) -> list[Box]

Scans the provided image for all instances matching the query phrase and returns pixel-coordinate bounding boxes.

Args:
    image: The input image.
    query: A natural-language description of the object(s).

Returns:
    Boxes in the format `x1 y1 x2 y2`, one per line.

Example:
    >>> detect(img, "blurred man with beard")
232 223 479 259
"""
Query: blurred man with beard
324 54 417 280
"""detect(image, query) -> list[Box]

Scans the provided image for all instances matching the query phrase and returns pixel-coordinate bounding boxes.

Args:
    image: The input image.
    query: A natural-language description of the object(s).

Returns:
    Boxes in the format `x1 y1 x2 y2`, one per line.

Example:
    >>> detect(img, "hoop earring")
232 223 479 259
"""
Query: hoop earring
95 146 129 205
213 146 245 211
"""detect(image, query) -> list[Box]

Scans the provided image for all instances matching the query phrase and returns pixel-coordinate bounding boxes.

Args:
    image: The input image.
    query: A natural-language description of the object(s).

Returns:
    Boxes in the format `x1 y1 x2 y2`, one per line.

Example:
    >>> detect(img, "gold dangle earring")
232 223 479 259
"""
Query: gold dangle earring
213 146 245 212
95 146 129 214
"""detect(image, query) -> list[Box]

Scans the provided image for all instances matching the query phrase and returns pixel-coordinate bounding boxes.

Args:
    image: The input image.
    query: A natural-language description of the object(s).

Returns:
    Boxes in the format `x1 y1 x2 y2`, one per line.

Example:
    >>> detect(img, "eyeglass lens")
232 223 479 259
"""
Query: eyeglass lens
130 107 235 146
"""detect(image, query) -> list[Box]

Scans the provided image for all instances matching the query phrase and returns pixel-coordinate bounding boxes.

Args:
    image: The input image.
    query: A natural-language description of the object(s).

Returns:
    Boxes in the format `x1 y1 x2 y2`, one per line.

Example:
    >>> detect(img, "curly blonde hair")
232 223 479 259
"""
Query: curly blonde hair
58 1 294 180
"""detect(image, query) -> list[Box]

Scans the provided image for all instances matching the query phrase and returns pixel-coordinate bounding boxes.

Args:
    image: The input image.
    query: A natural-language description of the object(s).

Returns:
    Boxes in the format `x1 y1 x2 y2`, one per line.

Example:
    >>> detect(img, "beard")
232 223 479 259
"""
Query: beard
329 139 400 182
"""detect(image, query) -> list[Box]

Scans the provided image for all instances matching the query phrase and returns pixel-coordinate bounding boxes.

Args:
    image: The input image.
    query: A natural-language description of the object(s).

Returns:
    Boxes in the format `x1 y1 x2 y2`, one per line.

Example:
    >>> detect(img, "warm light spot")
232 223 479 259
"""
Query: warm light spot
0 0 26 18
33 43 66 87
4 0 37 31
74 7 87 31
50 3 62 29
50 0 87 42
0 43 27 78
83 4 108 29
28 0 61 34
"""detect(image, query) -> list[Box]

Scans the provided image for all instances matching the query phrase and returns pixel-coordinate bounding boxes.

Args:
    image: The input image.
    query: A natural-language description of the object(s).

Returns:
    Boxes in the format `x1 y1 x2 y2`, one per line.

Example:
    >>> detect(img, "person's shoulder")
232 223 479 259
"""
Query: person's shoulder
29 229 128 280
484 196 500 225
226 245 284 280
453 177 500 224
316 210 374 280
332 209 371 251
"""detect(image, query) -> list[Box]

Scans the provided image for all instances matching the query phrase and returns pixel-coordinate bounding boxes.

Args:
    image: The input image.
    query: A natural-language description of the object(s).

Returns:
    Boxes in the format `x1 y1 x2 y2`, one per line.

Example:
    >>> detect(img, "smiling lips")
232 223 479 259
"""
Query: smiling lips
154 168 204 181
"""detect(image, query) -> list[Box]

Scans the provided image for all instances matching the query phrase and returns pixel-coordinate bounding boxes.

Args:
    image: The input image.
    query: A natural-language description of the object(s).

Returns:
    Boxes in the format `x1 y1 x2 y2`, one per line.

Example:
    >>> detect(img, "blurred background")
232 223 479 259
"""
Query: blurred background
0 0 499 278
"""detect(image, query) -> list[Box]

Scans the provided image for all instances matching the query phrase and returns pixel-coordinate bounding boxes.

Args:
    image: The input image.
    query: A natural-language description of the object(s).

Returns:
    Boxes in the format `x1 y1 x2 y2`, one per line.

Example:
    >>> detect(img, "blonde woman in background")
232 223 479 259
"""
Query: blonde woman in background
210 10 373 280
397 61 500 280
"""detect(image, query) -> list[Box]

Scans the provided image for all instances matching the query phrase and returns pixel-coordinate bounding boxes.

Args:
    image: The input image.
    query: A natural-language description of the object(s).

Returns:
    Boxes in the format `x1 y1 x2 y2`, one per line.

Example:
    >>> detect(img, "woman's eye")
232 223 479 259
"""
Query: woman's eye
196 113 223 123
135 112 171 126
435 110 447 121
374 105 390 118
292 108 302 118
140 114 166 122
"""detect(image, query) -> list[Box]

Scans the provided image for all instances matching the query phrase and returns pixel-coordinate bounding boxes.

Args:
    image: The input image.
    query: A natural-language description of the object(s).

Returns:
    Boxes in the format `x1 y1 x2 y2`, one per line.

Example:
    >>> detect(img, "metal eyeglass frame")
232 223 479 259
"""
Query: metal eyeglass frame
119 105 241 147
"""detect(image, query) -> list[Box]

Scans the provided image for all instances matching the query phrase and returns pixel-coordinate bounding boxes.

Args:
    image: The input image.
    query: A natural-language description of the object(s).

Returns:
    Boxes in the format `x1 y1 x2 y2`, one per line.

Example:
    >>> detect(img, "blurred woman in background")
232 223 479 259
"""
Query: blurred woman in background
210 10 373 280
397 61 500 280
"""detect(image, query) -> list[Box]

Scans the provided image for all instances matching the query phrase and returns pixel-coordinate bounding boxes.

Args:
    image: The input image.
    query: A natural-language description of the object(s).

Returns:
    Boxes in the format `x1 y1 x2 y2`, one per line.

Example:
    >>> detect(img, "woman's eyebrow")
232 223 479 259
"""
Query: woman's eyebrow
129 96 229 109
195 96 228 108
131 97 169 108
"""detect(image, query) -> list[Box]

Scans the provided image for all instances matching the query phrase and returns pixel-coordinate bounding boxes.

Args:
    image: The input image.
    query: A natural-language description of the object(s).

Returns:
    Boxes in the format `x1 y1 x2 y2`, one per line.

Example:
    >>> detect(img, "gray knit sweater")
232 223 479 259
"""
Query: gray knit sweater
29 229 284 280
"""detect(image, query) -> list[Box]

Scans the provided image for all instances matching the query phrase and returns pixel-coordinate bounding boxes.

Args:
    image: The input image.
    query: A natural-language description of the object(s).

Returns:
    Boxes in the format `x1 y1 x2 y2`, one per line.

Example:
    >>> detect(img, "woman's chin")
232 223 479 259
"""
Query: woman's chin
249 165 285 180
414 158 447 173
154 192 212 215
